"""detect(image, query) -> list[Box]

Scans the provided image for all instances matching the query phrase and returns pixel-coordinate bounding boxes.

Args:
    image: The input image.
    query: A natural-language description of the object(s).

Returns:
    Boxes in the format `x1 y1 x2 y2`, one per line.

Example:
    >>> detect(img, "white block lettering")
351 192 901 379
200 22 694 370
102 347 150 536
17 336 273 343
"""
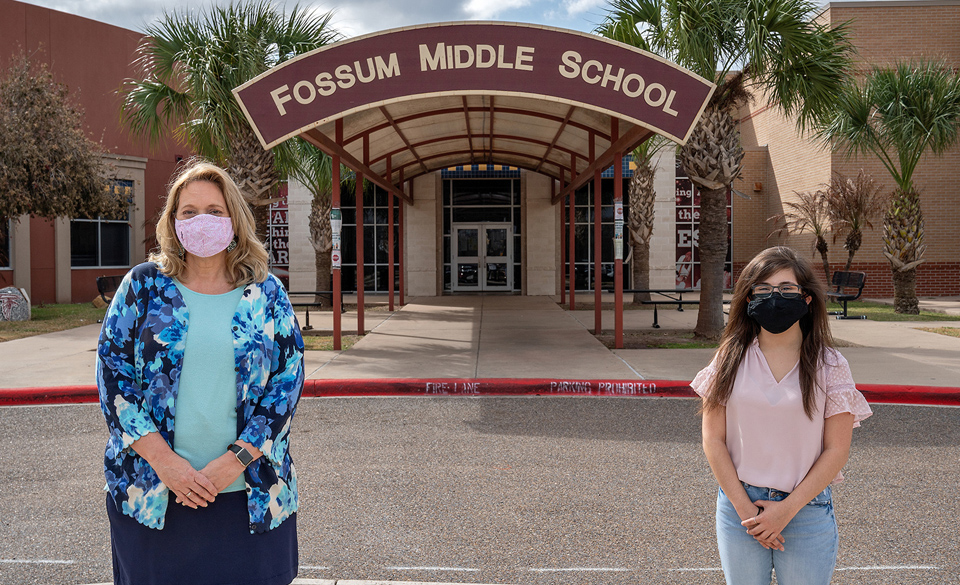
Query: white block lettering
270 84 292 116
515 46 535 71
420 43 446 71
559 50 581 79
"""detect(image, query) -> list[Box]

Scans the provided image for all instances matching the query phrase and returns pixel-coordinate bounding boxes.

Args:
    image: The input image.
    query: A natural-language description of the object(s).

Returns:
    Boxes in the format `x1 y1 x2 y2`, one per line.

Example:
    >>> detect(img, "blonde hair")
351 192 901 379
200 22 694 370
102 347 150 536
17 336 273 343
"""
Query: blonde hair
149 158 269 286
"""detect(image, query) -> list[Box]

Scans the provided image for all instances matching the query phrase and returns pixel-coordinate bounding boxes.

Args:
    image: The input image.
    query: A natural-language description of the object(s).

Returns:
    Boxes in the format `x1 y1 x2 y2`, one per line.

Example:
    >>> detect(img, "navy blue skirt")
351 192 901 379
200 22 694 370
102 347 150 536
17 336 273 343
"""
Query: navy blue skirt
107 491 297 585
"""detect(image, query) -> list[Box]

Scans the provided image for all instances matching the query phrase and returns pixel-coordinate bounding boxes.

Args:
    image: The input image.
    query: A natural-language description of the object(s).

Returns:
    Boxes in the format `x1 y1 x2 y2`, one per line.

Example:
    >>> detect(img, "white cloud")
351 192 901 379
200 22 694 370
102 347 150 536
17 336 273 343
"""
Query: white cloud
330 0 467 37
562 0 605 15
463 0 533 20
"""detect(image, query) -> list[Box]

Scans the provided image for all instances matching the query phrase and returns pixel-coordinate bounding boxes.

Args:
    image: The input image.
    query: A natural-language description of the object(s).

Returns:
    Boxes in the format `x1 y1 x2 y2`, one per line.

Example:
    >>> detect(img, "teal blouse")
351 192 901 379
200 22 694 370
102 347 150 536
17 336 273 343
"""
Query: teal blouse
98 262 304 533
172 281 246 493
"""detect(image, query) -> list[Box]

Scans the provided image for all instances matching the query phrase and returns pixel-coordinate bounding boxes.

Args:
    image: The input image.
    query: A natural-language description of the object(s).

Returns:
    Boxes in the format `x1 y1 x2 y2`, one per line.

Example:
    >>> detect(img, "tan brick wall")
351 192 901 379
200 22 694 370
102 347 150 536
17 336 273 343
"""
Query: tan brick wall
736 1 960 296
732 147 773 264
831 2 960 68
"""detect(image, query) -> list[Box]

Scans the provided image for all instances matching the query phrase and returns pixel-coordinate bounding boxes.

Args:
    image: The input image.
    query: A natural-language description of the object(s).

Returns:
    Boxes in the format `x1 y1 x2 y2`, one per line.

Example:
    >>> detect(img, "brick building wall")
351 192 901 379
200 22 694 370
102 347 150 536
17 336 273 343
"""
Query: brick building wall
1 0 184 303
737 1 960 297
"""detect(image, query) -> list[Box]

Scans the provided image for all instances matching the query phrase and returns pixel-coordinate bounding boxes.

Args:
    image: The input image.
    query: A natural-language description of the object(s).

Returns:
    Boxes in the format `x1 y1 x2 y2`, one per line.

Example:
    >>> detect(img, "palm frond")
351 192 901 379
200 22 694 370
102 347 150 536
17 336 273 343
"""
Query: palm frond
819 60 960 192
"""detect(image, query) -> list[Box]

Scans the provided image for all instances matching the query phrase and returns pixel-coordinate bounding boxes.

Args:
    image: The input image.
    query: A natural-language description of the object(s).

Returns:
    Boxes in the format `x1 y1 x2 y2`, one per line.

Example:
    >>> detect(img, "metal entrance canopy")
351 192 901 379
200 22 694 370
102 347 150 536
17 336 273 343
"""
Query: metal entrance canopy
233 21 715 347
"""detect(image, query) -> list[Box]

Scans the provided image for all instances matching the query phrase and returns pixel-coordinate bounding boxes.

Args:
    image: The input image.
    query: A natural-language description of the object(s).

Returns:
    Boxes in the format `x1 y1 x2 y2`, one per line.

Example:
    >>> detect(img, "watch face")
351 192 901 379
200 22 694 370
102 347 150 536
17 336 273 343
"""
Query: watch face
230 444 254 467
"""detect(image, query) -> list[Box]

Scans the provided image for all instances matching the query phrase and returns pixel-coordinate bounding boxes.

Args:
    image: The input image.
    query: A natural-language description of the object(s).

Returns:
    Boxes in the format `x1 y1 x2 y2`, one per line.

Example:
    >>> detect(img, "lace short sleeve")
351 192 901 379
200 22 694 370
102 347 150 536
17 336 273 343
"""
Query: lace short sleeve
690 355 720 400
822 348 873 427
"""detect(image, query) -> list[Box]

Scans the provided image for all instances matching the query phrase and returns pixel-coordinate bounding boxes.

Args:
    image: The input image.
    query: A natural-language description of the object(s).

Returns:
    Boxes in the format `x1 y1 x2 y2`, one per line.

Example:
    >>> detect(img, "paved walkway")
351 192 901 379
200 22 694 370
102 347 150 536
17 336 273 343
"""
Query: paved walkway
306 296 639 380
1 294 959 389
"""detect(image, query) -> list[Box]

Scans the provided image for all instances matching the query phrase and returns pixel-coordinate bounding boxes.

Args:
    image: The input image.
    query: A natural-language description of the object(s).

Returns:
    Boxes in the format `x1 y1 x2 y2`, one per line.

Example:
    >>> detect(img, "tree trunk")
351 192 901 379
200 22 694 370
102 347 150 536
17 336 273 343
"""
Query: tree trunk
315 243 332 307
694 185 728 339
892 268 920 314
843 230 861 273
882 187 925 316
815 236 831 284
632 243 651 303
844 250 855 274
309 190 333 307
813 236 831 285
678 105 742 340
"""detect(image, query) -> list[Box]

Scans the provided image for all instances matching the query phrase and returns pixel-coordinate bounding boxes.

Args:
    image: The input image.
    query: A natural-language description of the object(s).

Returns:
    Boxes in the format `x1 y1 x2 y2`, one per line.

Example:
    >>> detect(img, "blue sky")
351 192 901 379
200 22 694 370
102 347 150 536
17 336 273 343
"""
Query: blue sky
15 0 612 36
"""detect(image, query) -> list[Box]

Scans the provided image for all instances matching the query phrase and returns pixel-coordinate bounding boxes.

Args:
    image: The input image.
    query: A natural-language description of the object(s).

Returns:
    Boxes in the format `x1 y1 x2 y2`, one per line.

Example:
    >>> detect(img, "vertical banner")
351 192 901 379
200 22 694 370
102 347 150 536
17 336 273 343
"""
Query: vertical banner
267 185 290 289
330 208 342 269
675 159 732 290
614 201 624 260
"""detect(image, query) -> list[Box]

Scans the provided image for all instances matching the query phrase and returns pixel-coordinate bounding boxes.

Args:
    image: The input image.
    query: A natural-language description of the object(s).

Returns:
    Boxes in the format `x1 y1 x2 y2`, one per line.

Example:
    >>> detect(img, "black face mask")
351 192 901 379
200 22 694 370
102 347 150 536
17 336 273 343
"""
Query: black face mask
747 293 809 334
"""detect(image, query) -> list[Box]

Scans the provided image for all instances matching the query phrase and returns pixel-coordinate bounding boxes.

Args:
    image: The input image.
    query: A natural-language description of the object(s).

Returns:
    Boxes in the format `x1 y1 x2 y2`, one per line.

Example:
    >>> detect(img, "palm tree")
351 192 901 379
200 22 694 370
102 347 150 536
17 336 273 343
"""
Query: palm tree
819 61 960 313
119 1 340 237
600 0 853 338
285 138 355 306
825 170 885 274
627 138 670 303
767 188 833 283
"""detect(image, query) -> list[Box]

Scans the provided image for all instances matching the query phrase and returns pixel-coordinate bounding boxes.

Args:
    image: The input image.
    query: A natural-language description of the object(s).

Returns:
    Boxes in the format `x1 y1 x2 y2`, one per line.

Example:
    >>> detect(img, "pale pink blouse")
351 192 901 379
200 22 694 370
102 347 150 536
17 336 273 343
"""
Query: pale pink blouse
691 339 872 493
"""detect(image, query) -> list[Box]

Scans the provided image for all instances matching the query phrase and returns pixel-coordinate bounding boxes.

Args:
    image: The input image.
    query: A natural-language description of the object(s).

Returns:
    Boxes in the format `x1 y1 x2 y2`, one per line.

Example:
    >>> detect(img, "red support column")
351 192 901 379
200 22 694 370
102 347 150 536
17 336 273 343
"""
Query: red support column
557 176 565 305
399 170 405 307
594 167 602 335
613 119 624 349
590 133 601 335
568 157 576 311
387 155 394 312
356 172 365 336
332 120 343 350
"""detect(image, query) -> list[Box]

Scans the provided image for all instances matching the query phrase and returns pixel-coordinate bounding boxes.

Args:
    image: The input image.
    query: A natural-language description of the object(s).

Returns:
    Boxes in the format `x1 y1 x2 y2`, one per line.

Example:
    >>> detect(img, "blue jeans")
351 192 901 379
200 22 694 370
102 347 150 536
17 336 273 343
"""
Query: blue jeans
716 482 838 585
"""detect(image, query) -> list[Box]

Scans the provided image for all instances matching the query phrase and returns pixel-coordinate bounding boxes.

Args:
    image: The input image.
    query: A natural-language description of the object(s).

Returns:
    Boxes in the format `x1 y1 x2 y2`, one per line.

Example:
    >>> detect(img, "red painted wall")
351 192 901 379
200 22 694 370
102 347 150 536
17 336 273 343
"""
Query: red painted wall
1 0 188 303
28 217 56 304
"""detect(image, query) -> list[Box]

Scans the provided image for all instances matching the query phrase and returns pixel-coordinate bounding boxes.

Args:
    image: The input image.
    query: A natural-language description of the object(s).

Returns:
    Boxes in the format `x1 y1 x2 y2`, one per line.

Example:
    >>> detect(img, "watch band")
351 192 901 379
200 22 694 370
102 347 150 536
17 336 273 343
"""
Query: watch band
228 443 254 468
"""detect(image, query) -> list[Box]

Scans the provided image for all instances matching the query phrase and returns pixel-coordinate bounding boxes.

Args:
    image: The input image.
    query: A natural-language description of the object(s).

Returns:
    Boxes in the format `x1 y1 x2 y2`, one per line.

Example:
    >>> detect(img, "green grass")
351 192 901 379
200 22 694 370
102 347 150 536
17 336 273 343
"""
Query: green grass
914 326 960 339
656 340 719 349
832 301 960 322
0 303 106 342
302 334 361 351
0 302 366 349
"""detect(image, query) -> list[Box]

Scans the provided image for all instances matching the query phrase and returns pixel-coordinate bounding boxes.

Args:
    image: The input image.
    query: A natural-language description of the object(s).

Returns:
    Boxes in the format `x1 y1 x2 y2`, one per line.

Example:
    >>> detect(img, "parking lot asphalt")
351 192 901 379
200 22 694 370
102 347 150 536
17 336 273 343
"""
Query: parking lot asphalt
1 294 958 584
1 396 957 585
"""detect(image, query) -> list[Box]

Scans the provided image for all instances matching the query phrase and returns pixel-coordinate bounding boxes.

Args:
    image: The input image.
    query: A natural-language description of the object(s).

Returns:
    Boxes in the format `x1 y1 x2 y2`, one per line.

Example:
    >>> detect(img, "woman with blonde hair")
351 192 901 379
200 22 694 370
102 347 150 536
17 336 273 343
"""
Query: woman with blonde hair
97 159 304 585
692 246 871 585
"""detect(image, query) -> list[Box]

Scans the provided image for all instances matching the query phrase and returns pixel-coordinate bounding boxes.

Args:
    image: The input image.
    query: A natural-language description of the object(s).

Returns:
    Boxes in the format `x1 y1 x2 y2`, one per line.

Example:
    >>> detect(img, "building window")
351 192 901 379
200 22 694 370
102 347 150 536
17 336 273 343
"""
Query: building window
71 180 133 268
442 177 522 292
675 159 732 290
340 183 399 292
0 218 10 268
563 177 632 291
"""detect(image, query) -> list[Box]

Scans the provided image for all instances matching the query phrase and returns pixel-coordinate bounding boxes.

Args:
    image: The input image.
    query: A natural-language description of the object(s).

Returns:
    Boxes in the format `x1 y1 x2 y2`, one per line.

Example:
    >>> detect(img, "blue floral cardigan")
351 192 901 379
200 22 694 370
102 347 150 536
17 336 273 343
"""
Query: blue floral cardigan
97 262 304 533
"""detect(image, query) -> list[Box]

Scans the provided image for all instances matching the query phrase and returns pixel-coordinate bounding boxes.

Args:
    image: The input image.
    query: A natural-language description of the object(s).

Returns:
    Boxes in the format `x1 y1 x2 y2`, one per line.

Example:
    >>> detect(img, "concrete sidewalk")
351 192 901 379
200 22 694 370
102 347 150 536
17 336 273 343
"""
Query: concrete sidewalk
1 294 959 389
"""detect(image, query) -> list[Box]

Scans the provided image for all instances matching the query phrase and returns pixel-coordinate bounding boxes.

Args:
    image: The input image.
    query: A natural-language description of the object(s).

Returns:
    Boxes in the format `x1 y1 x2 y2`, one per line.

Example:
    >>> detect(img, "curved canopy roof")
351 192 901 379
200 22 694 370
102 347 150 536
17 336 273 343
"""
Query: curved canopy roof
234 22 715 204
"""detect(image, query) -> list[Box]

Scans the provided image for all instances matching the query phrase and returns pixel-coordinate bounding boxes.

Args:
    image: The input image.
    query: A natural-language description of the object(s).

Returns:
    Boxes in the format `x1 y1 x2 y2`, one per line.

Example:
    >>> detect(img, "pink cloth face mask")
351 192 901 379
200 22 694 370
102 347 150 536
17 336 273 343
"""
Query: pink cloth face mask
175 214 235 258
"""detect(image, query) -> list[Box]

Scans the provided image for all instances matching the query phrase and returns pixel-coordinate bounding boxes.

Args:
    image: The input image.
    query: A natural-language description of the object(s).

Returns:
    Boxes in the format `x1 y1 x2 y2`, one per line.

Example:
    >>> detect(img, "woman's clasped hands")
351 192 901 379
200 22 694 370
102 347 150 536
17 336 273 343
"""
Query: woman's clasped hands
152 450 219 509
741 499 799 551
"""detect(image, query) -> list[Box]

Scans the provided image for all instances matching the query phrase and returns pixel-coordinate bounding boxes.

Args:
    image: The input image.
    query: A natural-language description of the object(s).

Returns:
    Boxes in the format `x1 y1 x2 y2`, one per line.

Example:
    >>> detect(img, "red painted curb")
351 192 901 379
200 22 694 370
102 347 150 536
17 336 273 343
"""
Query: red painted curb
1 380 959 406
301 379 693 398
0 385 99 406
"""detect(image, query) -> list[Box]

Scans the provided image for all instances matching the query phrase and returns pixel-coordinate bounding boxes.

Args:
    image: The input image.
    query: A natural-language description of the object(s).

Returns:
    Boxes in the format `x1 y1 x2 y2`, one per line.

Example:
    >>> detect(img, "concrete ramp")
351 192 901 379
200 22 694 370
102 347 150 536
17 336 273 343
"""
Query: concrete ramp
308 296 641 380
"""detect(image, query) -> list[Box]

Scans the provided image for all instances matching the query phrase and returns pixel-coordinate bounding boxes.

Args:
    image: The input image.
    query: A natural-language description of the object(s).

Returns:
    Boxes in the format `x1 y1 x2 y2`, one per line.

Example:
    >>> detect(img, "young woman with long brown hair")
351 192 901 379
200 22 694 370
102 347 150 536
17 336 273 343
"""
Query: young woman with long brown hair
692 246 872 585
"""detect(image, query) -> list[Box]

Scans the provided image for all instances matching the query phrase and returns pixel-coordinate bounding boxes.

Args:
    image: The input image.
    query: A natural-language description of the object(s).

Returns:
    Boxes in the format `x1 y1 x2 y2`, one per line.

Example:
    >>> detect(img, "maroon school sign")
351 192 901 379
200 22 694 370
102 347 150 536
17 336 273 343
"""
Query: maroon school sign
234 22 715 149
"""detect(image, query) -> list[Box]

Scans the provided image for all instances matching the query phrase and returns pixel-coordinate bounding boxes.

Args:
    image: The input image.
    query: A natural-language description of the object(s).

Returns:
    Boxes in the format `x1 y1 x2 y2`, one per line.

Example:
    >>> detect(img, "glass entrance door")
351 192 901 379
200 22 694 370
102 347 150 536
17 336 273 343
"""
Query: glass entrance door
452 223 513 292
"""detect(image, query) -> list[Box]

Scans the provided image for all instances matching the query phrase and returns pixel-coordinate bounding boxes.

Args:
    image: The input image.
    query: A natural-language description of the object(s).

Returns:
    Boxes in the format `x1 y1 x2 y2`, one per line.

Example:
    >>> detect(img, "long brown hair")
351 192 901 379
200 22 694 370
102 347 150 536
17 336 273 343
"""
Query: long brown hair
702 246 834 419
148 158 268 286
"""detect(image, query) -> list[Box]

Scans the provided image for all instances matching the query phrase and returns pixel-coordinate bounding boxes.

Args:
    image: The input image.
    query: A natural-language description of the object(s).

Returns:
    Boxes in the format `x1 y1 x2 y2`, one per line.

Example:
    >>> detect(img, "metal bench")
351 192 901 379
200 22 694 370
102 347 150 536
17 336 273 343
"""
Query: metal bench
604 288 730 329
96 275 124 303
639 298 732 328
287 290 347 330
826 271 866 320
